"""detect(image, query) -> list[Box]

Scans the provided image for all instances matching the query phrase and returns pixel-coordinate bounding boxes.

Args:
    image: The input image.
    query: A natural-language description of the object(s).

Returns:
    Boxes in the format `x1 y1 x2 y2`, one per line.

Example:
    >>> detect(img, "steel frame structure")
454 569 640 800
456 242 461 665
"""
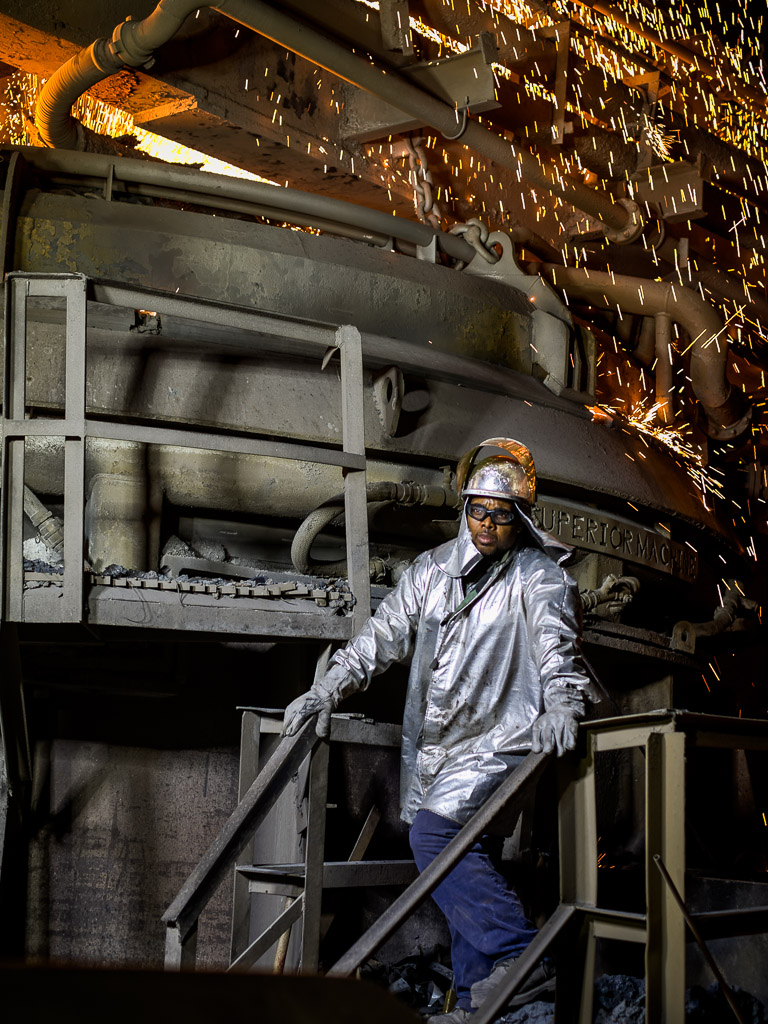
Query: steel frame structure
0 271 372 637
171 710 768 1023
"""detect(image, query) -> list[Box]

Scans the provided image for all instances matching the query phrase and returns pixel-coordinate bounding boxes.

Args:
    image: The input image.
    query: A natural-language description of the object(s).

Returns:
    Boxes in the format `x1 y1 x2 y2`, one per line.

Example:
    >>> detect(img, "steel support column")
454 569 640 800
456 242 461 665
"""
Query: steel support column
645 730 686 1023
337 325 370 632
557 735 598 1024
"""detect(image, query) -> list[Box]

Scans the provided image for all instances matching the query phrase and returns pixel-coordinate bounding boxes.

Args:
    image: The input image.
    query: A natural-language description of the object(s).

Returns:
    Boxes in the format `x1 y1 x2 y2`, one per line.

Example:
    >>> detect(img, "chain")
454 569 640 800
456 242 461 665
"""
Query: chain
449 218 500 265
404 135 442 230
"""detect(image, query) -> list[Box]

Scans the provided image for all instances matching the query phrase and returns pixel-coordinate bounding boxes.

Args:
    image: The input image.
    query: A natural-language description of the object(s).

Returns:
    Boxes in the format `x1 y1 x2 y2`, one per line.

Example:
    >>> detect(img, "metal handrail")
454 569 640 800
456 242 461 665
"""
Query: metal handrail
327 750 551 976
161 725 551 973
161 721 321 964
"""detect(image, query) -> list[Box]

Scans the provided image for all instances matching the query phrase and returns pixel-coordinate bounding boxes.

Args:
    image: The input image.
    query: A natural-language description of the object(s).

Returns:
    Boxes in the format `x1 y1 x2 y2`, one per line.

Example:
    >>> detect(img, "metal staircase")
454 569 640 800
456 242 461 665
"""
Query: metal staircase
162 709 768 1024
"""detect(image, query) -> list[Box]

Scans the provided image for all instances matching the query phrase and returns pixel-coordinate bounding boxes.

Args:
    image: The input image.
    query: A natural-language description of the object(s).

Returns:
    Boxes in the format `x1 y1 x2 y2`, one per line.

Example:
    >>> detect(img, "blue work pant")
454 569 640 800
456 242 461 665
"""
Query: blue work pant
409 809 538 1010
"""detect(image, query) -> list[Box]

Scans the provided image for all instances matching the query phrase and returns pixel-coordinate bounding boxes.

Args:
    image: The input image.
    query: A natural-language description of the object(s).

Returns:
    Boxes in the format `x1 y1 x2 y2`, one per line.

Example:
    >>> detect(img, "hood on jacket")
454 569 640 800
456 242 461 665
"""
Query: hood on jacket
434 502 573 578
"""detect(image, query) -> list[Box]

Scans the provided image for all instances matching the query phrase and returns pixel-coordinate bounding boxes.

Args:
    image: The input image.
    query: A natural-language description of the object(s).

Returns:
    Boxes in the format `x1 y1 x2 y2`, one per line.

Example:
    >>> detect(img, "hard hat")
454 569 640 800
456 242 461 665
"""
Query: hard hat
456 437 536 506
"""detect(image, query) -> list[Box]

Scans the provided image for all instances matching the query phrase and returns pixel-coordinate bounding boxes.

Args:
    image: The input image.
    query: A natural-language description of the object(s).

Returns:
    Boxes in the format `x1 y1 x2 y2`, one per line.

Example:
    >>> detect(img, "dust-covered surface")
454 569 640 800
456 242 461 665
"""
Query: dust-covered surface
371 962 768 1022
495 975 768 1024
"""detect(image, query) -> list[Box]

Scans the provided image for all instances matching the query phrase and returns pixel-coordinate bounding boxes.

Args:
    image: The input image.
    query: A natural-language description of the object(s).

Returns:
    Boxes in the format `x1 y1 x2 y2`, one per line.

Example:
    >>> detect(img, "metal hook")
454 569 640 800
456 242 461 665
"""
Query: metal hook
441 101 469 141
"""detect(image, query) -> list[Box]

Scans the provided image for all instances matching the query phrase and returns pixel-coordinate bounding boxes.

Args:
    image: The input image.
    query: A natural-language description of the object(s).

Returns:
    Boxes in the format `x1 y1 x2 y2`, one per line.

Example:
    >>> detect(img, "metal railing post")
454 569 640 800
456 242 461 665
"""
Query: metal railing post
1 276 29 624
337 324 370 632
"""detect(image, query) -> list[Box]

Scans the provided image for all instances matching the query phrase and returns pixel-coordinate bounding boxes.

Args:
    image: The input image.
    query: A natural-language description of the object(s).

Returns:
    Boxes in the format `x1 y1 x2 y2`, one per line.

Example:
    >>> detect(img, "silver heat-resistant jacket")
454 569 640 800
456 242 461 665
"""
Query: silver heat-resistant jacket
316 510 589 825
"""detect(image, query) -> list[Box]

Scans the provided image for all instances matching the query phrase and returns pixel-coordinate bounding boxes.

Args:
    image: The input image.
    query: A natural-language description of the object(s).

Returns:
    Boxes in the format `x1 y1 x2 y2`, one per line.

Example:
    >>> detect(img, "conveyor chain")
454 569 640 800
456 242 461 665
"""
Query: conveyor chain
23 571 354 608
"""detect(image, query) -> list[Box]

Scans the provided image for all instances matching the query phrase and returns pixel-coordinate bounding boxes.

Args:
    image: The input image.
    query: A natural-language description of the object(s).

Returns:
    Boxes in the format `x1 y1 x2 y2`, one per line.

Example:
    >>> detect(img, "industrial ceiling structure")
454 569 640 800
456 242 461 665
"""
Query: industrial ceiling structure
1 1 768 1021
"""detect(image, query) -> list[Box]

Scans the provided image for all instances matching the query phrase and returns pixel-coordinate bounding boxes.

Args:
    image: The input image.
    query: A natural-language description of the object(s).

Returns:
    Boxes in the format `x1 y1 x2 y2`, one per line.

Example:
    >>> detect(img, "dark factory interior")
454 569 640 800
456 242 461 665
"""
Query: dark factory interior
1 1 768 1021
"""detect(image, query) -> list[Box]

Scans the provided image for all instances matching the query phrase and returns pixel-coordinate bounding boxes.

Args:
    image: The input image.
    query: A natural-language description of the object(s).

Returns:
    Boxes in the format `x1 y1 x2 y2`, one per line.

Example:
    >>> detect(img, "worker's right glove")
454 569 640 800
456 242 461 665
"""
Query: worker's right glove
283 689 336 740
531 708 579 757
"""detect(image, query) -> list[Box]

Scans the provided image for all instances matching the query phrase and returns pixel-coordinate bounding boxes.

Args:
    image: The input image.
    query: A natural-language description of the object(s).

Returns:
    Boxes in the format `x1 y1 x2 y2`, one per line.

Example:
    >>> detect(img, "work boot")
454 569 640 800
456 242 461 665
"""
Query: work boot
470 959 556 1010
425 1007 472 1023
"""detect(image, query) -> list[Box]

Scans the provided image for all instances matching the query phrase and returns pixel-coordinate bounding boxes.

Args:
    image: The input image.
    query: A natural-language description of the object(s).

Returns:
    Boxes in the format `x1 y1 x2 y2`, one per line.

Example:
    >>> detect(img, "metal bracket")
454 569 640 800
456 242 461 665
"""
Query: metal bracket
463 231 571 323
604 198 645 245
342 33 499 142
415 234 438 263
634 162 706 224
379 0 413 56
372 366 404 437
623 70 661 174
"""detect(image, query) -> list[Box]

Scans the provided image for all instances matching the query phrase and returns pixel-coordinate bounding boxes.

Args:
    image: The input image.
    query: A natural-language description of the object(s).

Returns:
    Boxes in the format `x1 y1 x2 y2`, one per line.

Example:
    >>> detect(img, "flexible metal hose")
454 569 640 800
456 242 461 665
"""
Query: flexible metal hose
291 481 455 577
36 41 118 150
37 0 204 149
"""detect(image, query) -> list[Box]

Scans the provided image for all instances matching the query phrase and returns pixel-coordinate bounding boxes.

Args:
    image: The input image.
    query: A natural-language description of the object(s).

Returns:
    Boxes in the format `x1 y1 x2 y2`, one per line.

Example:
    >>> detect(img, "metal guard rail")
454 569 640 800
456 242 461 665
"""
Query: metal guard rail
161 719 551 973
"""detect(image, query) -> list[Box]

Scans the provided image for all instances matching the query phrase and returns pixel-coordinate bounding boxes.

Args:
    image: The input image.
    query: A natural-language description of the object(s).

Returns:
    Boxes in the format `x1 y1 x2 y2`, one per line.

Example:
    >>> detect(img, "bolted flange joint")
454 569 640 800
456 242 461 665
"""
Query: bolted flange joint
604 198 645 246
705 405 752 441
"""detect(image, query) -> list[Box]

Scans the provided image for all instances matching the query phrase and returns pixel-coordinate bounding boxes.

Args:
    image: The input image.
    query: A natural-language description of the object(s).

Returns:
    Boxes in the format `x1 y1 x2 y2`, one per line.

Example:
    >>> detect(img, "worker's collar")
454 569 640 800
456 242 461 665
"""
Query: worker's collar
435 504 572 578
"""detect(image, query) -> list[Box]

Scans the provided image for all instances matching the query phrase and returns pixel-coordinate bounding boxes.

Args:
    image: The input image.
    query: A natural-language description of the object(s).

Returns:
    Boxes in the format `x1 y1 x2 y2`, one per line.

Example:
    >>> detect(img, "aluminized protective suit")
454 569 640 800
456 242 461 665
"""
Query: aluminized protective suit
313 508 589 825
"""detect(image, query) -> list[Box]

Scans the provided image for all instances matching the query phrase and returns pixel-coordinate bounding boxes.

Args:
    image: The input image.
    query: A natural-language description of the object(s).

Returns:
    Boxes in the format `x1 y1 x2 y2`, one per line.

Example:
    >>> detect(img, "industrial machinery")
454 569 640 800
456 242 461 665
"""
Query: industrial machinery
0 1 767 1020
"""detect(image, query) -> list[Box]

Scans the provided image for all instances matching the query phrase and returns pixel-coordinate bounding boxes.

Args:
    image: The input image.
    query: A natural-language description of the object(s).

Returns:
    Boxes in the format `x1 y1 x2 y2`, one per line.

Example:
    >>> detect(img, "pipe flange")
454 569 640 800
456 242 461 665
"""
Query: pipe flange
604 198 645 246
705 405 752 440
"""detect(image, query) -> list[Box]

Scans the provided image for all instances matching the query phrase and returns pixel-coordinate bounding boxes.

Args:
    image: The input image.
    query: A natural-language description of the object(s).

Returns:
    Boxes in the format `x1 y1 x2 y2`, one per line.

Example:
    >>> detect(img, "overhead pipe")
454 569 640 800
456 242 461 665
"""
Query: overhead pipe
529 263 751 439
632 315 656 366
36 0 631 234
655 237 768 353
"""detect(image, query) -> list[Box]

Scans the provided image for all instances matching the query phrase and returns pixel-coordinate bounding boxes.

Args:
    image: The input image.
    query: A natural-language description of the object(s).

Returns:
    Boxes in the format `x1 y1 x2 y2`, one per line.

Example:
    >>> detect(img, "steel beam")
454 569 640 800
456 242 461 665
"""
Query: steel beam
2 275 30 624
228 894 305 972
557 738 597 1024
558 736 597 906
61 276 88 623
242 860 418 891
338 325 370 631
164 922 198 971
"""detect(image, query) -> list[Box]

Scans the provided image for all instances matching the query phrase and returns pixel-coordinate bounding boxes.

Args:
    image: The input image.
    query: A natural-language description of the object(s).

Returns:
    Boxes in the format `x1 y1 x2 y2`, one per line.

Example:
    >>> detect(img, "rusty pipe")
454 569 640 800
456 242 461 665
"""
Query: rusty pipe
654 312 674 426
35 0 629 233
633 315 656 366
530 264 750 439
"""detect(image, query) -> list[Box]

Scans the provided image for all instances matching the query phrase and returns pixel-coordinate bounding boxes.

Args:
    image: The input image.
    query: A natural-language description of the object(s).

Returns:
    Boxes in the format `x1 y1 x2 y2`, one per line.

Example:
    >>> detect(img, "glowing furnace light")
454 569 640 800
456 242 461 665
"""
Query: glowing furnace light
1 71 279 186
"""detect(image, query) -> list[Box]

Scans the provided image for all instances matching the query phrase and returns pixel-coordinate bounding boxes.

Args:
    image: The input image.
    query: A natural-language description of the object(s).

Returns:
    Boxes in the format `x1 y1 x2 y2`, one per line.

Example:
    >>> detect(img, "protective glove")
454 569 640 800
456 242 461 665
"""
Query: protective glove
282 689 336 740
531 708 579 757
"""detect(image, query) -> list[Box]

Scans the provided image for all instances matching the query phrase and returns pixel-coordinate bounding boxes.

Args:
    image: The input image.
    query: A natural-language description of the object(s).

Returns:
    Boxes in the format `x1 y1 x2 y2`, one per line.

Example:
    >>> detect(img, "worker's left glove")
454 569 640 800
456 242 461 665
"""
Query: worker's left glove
283 689 337 740
531 709 579 757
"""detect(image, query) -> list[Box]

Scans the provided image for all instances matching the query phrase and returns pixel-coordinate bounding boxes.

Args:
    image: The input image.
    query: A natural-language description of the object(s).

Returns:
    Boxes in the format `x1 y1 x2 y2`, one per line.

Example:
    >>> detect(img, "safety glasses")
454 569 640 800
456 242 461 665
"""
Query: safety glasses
466 503 516 526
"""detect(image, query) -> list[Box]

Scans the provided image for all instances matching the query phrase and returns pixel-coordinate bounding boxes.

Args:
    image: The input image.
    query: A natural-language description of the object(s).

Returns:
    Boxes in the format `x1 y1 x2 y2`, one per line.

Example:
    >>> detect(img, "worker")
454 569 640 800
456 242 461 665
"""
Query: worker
283 437 589 1020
